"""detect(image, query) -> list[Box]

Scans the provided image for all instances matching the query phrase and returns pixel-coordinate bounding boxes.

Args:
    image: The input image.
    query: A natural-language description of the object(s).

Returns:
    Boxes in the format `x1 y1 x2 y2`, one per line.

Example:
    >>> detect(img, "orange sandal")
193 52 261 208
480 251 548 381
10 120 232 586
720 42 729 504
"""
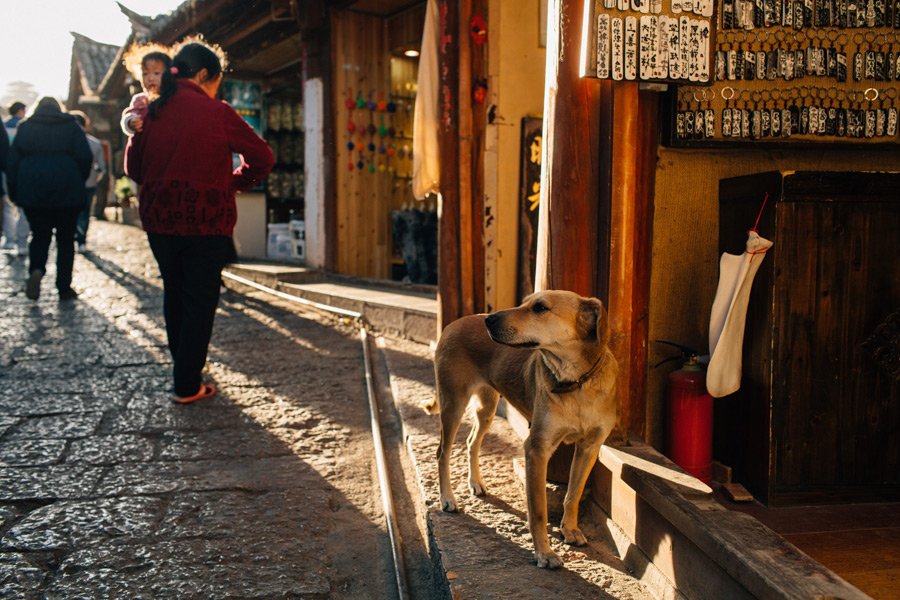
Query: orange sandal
173 384 215 404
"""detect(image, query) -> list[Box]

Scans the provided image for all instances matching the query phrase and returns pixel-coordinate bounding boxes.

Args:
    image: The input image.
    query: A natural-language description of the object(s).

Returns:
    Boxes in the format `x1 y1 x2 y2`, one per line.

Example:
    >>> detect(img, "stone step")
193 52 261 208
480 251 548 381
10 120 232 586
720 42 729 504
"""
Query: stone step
223 263 438 345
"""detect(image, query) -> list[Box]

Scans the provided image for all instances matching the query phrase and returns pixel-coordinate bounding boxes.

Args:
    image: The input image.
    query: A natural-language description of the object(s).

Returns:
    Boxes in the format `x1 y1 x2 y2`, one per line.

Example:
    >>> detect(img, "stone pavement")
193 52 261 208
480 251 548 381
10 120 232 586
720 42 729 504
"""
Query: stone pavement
0 221 408 599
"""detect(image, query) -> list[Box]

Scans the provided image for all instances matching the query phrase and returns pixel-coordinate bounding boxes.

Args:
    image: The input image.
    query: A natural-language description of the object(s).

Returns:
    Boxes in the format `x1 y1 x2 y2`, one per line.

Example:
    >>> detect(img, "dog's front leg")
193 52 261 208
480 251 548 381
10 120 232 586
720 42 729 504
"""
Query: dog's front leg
524 434 563 569
559 439 603 546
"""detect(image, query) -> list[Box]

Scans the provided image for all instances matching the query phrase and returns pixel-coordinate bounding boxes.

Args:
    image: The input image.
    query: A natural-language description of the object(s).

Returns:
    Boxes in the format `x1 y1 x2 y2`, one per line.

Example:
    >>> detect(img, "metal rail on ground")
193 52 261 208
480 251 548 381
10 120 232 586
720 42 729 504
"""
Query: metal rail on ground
221 270 410 600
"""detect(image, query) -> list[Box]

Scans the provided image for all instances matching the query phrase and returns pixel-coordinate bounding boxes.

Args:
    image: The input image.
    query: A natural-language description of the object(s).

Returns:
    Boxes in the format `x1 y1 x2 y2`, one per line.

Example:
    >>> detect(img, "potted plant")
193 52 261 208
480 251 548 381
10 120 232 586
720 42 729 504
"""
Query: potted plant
113 176 139 225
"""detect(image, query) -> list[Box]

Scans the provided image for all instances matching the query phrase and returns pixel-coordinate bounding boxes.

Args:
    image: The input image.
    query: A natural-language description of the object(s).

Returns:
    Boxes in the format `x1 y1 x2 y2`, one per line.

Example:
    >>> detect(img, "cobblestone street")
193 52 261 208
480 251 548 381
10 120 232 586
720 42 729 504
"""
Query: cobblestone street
0 220 409 599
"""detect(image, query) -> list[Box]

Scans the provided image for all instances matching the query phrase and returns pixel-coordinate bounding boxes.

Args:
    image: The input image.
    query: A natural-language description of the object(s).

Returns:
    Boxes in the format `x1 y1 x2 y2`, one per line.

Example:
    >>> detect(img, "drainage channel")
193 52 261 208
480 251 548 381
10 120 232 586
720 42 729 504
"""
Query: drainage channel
221 271 410 600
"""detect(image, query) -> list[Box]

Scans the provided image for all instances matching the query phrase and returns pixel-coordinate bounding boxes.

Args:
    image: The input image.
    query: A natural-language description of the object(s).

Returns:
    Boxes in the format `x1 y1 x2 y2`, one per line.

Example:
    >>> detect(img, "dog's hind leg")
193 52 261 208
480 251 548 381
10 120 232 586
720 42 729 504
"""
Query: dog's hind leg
559 438 603 547
436 382 470 513
466 386 499 497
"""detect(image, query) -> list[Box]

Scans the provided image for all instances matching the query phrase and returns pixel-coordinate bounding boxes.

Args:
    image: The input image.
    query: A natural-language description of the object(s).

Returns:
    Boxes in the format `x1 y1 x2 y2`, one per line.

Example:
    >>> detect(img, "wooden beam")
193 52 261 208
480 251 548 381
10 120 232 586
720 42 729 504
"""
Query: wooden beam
438 0 462 331
458 0 475 316
470 0 487 314
608 81 639 438
534 0 602 297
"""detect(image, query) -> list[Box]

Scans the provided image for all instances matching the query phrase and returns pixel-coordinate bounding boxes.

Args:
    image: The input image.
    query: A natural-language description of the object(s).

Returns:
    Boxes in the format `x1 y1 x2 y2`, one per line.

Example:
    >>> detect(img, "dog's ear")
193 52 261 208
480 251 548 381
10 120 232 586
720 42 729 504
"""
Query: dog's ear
578 298 609 346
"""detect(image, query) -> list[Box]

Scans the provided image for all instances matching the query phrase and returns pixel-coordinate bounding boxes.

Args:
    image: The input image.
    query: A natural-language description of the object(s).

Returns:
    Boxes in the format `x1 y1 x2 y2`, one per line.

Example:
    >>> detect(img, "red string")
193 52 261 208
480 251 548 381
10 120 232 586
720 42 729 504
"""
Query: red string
747 192 770 264
749 192 768 233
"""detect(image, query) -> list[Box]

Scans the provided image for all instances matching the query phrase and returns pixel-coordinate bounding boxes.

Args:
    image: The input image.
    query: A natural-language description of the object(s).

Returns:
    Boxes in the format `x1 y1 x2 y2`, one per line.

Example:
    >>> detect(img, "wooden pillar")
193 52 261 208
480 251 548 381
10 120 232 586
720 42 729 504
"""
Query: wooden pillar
537 0 656 439
437 0 487 331
302 1 335 272
438 0 462 331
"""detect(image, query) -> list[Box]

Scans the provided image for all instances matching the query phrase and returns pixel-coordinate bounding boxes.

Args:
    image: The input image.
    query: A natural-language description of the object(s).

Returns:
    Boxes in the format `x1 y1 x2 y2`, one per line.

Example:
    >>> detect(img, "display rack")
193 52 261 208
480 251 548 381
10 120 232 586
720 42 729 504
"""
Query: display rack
667 1 900 145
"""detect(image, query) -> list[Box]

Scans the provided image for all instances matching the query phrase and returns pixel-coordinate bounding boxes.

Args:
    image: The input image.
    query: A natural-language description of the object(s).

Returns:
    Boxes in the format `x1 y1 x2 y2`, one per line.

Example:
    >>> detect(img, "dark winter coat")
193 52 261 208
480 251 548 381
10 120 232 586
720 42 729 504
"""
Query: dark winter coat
7 105 92 209
125 80 273 237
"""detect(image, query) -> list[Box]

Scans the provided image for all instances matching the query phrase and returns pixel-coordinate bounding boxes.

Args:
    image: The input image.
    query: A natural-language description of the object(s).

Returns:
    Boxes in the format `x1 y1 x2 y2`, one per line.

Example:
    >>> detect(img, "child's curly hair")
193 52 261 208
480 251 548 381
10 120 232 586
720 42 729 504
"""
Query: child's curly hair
122 42 174 81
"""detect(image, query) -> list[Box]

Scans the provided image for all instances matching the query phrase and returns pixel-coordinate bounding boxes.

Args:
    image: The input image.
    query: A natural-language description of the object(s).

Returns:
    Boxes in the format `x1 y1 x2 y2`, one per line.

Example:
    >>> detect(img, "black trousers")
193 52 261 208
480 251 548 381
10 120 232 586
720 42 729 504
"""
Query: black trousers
147 234 229 397
23 206 81 292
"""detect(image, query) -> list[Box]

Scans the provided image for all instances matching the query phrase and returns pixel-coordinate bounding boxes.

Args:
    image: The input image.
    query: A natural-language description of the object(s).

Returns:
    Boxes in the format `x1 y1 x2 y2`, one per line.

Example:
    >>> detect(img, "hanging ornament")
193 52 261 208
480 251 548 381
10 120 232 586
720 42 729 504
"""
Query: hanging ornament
348 162 354 171
369 164 376 173
387 94 397 113
377 93 388 112
367 91 377 111
378 144 387 154
473 78 488 104
378 115 388 137
387 144 396 156
470 15 487 45
347 141 355 150
368 142 376 152
345 87 355 110
378 163 386 173
347 120 356 133
355 90 366 109
355 142 363 151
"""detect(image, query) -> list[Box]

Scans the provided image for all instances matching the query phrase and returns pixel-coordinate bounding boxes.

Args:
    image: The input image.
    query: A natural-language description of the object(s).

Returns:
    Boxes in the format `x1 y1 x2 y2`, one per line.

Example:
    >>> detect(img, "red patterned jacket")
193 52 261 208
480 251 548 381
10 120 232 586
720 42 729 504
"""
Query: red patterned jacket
125 80 273 236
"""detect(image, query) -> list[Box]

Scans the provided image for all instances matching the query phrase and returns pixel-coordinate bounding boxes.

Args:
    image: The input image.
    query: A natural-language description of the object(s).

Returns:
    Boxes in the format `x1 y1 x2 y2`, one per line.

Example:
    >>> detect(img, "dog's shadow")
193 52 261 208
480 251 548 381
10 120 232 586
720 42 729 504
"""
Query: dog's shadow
436 484 639 596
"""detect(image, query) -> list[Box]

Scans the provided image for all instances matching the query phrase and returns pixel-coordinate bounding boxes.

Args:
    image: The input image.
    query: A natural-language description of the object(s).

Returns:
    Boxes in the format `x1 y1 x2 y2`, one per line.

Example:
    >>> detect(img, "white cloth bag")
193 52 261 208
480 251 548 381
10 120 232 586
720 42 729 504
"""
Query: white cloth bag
412 0 440 200
707 231 774 398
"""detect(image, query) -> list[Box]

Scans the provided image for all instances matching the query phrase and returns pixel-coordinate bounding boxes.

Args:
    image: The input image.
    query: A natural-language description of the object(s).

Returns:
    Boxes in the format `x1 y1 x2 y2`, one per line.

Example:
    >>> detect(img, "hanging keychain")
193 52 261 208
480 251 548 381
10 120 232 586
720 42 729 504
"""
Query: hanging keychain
816 87 828 136
875 34 886 81
755 33 767 80
885 36 895 81
704 88 716 138
836 33 849 82
750 90 763 138
876 88 888 136
684 91 697 138
676 89 689 139
694 89 707 140
770 89 783 136
765 0 780 24
886 87 898 137
865 32 877 80
741 90 752 138
825 87 838 135
783 0 794 26
826 30 838 78
835 89 847 136
854 33 865 81
792 31 805 79
814 29 828 77
803 0 815 27
865 87 879 138
797 86 811 134
721 86 735 136
779 88 792 137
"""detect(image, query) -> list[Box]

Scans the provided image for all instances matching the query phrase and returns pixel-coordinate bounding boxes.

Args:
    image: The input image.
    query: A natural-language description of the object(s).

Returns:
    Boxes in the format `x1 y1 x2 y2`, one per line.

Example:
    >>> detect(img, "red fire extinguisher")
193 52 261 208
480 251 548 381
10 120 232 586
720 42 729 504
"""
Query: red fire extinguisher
656 340 713 485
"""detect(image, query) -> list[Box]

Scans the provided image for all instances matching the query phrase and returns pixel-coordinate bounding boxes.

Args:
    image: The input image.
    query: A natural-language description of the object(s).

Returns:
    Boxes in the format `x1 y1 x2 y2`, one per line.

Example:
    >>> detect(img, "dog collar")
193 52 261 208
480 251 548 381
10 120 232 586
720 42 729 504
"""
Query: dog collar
551 353 605 394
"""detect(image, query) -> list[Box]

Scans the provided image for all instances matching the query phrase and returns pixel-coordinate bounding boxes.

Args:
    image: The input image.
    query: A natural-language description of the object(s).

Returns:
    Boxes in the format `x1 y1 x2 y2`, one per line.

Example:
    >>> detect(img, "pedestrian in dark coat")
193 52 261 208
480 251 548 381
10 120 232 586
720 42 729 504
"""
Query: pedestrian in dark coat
8 97 91 300
125 41 273 403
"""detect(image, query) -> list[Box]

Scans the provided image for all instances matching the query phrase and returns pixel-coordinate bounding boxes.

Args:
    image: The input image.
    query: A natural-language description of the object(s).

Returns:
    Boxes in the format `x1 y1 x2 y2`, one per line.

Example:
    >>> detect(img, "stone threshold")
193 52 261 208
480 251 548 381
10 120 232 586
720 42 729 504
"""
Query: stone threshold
223 263 438 345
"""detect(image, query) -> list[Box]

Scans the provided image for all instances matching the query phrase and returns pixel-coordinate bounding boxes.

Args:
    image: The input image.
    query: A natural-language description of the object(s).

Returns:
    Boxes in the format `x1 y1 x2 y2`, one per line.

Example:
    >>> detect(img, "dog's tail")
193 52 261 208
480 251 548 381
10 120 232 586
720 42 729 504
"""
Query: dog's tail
421 393 440 414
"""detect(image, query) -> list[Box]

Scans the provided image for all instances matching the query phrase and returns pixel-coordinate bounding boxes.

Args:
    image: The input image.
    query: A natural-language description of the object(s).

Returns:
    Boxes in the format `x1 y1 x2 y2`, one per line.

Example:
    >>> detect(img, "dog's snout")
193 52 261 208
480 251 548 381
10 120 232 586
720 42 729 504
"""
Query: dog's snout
485 313 500 329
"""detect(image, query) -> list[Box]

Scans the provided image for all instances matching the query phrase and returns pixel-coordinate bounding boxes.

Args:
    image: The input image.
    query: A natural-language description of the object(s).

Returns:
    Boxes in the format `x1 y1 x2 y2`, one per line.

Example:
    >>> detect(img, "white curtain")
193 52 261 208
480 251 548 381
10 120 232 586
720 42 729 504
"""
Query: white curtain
412 0 440 200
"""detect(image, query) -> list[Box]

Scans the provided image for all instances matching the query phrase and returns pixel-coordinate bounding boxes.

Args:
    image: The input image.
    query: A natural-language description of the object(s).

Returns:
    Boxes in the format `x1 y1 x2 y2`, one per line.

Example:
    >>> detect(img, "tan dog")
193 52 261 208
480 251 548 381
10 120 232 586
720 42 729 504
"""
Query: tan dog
430 290 618 569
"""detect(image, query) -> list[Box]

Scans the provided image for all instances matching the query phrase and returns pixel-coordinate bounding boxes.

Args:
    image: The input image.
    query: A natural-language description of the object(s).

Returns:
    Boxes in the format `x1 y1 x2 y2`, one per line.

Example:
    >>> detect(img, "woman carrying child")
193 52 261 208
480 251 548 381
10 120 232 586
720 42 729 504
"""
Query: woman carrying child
125 40 274 403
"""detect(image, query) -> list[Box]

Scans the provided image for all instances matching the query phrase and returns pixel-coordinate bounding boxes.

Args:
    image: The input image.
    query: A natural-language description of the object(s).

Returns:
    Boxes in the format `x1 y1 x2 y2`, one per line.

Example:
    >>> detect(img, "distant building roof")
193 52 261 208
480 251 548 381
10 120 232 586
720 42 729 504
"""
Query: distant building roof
70 32 121 97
